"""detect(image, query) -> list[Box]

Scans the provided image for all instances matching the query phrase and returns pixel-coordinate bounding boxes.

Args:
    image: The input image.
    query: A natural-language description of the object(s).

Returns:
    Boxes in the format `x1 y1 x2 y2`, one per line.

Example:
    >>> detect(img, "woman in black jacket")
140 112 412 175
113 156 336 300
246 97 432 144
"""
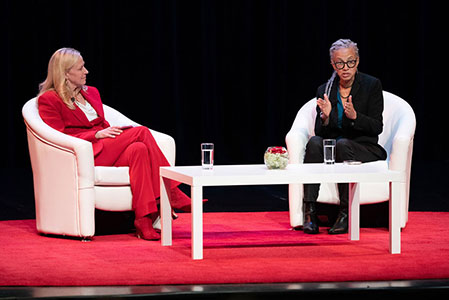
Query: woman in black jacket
303 39 387 235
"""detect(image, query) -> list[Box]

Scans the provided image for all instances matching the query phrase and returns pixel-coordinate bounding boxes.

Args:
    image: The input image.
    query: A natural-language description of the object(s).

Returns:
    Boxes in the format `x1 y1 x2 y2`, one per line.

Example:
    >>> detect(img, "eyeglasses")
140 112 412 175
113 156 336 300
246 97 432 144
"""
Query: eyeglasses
332 59 358 70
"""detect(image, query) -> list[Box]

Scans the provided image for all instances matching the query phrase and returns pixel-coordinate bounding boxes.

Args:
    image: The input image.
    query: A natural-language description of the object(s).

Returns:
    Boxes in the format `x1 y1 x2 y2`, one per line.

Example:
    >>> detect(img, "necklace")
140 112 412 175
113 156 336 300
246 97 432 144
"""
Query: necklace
71 89 85 104
339 84 351 99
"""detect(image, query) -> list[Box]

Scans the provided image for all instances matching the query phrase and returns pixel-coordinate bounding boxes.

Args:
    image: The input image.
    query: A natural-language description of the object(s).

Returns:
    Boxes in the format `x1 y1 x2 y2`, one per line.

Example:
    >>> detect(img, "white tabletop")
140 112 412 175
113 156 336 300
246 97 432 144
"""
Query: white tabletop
160 161 405 187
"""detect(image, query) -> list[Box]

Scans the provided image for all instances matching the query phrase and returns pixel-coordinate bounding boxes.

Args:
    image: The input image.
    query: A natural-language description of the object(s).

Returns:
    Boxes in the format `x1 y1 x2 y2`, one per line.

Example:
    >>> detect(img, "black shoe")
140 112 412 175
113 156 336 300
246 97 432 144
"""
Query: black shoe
303 202 319 234
328 210 348 234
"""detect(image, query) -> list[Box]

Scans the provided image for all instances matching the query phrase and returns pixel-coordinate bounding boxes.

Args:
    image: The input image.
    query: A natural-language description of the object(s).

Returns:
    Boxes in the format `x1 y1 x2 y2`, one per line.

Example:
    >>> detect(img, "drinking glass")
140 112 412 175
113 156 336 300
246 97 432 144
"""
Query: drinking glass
323 139 336 164
201 143 214 169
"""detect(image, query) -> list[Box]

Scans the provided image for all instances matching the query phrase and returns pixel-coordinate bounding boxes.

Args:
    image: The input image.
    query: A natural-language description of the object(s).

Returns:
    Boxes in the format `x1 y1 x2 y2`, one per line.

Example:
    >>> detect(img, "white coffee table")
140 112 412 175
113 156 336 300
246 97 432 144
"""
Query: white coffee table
160 163 405 260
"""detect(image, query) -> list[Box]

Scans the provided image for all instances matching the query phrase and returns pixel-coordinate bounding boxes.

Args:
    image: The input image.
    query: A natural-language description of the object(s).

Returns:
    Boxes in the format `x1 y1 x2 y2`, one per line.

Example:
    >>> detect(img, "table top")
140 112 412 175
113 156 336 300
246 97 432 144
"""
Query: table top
160 162 405 187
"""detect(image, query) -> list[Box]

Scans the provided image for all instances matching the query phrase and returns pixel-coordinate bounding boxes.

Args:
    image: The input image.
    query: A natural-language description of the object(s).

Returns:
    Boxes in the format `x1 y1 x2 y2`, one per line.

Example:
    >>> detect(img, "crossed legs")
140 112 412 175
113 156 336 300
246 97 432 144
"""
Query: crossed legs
95 126 190 240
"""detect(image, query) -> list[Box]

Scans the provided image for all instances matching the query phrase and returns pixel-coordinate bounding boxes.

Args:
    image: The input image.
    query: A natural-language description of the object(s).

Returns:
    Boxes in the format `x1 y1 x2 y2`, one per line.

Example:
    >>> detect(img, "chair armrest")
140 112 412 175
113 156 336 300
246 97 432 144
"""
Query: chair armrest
103 104 176 166
286 98 316 164
24 120 95 189
387 107 416 173
285 128 309 164
149 129 176 166
389 135 413 172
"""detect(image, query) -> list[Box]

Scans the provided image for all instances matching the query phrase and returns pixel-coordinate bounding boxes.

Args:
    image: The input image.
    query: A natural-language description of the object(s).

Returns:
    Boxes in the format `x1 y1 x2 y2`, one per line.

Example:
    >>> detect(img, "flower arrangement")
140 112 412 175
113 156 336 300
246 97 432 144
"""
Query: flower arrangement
264 146 289 169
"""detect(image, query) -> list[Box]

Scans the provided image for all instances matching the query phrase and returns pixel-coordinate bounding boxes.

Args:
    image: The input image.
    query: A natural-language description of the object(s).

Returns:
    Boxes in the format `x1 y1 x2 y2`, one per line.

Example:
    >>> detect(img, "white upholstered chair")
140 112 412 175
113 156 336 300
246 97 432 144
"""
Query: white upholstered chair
285 91 416 229
22 97 175 239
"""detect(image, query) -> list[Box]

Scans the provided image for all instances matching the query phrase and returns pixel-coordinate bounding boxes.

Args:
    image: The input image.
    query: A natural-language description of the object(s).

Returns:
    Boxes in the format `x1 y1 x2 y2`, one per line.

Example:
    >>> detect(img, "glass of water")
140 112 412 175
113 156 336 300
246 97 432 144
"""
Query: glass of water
323 139 336 164
201 143 214 169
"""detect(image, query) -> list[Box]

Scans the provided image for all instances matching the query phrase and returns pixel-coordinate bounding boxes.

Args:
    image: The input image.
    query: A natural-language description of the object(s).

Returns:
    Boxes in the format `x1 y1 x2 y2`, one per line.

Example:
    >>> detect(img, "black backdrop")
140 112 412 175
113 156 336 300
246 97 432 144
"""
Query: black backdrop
1 0 448 216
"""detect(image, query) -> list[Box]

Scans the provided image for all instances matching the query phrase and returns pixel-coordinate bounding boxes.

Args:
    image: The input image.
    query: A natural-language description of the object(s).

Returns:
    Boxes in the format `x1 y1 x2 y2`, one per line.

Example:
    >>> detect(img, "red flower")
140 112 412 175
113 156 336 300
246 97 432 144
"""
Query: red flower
268 146 287 154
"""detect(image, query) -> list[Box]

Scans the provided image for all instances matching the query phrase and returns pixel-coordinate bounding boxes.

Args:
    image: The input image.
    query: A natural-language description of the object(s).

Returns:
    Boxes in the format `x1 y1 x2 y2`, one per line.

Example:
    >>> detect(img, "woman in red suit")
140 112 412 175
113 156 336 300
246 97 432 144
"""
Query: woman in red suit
38 48 190 240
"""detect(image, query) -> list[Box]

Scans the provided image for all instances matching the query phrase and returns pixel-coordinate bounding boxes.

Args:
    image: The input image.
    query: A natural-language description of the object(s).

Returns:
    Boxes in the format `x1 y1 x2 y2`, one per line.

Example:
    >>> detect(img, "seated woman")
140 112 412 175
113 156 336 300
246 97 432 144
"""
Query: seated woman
38 48 190 241
302 39 387 235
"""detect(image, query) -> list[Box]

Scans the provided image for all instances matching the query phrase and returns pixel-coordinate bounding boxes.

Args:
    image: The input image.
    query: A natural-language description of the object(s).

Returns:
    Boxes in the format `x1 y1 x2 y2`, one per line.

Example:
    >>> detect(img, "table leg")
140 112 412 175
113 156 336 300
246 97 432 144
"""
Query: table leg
348 182 360 241
160 176 172 246
390 181 401 254
191 185 203 260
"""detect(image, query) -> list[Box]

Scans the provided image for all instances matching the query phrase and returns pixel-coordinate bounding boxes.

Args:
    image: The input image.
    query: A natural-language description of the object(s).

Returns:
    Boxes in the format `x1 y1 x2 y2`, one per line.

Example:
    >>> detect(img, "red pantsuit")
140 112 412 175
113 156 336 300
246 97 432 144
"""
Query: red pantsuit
95 126 181 218
38 86 189 219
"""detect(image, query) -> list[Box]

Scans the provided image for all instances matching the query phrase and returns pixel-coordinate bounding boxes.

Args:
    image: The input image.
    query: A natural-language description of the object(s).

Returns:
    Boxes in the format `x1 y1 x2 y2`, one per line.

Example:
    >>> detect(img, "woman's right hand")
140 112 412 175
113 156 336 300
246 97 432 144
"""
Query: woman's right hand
95 126 123 139
317 93 332 120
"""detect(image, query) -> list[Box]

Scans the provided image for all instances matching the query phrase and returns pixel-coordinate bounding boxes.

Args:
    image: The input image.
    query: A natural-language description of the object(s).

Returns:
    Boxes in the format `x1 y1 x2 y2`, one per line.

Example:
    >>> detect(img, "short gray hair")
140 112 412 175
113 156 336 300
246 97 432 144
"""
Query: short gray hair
329 39 359 60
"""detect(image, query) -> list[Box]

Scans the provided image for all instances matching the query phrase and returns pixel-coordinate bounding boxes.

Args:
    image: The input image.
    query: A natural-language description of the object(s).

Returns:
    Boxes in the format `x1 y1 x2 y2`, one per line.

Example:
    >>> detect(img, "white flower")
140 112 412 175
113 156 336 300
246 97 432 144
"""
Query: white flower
264 147 289 169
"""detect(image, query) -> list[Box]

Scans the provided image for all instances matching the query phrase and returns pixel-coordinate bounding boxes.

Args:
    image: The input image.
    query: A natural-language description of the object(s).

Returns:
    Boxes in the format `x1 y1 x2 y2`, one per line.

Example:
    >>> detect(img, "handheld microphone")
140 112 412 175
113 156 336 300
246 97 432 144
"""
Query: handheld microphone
71 97 75 103
325 71 337 96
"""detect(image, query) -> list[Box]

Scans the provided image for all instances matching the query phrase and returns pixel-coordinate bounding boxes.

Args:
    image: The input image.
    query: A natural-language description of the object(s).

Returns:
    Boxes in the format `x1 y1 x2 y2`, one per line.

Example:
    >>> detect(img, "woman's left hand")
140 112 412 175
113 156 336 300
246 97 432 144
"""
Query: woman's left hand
344 95 357 120
95 126 123 139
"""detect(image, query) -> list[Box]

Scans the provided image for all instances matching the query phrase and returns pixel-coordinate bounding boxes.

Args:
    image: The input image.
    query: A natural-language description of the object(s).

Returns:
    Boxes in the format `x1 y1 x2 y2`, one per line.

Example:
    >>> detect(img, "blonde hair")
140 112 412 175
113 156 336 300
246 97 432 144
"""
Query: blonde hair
38 48 83 110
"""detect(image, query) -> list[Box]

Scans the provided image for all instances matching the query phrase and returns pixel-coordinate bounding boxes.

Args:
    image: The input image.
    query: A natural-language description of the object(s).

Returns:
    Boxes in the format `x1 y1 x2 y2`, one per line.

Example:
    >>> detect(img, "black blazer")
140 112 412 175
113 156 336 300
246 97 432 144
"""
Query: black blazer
315 72 387 159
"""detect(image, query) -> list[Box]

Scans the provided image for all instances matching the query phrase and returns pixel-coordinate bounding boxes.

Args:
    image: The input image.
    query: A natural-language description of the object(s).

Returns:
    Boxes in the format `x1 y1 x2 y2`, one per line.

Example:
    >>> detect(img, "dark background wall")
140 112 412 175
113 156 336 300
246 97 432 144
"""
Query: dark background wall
1 0 447 219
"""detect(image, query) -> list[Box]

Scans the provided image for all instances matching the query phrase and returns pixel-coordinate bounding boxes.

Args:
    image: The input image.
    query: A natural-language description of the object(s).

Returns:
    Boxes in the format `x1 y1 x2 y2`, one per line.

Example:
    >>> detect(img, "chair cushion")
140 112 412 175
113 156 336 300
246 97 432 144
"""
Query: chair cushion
317 160 390 205
94 166 130 186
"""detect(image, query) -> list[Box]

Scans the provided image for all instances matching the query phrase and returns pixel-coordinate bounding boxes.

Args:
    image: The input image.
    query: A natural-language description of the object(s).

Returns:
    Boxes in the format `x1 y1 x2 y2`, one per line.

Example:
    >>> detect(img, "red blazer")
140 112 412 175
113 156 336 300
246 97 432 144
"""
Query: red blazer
38 86 110 157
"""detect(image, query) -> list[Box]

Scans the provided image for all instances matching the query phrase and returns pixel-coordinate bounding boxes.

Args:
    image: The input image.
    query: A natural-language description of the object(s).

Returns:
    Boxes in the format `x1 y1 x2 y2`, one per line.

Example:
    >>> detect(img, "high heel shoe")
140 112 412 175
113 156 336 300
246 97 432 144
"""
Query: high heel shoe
169 188 209 212
151 211 178 233
134 215 161 240
170 188 192 212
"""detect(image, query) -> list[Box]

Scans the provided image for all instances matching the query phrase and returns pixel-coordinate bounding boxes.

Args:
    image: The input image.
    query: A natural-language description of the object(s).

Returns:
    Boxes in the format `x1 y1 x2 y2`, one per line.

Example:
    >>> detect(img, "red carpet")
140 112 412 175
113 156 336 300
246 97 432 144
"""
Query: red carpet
1 211 449 286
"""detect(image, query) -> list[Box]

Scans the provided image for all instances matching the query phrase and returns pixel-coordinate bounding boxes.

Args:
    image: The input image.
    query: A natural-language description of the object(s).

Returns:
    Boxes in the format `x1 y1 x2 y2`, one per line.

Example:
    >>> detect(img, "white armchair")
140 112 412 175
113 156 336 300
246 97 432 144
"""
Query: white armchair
22 97 176 239
285 91 416 229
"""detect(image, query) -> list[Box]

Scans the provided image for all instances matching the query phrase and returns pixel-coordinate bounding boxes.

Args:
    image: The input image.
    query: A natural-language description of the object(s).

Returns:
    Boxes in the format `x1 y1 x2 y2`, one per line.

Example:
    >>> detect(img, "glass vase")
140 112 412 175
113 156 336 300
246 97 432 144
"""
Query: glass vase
264 146 289 169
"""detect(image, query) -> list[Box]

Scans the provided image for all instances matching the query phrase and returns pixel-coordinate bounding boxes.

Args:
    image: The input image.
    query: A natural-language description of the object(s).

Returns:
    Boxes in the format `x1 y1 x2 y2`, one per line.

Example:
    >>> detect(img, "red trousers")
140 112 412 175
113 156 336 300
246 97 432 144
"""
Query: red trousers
94 126 188 219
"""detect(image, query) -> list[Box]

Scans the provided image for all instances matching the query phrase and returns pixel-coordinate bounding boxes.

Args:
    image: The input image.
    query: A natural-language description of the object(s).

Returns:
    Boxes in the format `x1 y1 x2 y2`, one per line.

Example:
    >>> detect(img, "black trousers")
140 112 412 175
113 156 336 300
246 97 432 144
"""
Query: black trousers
303 136 385 209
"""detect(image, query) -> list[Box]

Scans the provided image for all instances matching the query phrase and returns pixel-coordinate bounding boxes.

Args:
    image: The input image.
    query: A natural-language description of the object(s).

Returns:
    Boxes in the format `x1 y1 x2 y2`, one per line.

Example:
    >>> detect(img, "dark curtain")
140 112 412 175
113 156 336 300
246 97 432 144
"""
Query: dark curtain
1 0 446 168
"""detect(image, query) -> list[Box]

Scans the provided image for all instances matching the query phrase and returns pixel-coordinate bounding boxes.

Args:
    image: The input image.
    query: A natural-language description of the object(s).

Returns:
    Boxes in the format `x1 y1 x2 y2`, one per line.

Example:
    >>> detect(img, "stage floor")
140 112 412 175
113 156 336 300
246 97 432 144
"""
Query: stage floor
1 212 449 287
